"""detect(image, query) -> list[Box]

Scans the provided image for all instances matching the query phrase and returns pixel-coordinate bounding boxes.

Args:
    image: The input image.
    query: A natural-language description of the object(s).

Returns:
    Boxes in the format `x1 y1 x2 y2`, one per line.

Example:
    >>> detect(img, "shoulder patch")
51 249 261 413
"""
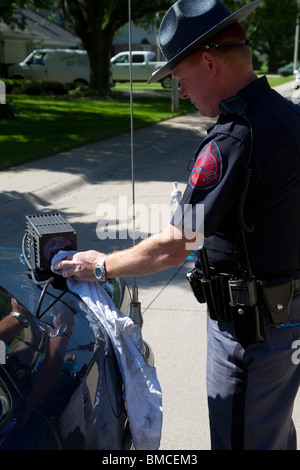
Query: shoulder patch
189 141 222 190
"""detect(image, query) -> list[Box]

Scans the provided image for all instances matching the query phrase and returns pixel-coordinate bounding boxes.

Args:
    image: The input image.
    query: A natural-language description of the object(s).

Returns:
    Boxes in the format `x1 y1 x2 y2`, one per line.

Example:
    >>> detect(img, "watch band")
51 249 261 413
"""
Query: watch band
95 254 110 281
10 311 29 327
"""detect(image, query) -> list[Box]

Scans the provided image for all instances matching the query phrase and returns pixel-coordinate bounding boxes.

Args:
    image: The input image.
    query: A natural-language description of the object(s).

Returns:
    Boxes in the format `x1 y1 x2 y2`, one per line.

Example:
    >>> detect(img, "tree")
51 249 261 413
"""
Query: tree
224 0 299 73
248 0 298 72
57 0 173 95
0 0 54 28
0 1 23 28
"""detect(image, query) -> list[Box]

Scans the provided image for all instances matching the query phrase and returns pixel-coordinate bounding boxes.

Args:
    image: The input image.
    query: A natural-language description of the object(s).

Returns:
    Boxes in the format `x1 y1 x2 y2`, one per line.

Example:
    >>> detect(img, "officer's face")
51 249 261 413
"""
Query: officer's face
173 52 220 118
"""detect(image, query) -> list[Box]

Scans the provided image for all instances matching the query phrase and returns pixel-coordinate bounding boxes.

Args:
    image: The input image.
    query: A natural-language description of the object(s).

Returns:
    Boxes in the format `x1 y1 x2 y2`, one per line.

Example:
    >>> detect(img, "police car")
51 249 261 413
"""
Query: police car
0 214 153 450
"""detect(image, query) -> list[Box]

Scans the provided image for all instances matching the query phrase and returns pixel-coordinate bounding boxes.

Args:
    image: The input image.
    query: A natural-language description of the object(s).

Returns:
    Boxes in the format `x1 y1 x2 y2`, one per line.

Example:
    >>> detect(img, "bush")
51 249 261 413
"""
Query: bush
277 62 298 76
2 78 79 95
68 84 95 97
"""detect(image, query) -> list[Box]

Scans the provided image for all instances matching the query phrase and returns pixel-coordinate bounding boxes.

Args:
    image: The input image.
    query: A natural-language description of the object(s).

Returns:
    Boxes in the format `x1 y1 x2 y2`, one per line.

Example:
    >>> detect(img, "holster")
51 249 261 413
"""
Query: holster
258 277 293 326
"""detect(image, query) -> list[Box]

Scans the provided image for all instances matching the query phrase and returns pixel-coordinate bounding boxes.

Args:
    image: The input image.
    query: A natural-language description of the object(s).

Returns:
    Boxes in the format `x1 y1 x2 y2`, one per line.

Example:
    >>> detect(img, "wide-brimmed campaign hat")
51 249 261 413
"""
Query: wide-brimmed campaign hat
148 0 262 84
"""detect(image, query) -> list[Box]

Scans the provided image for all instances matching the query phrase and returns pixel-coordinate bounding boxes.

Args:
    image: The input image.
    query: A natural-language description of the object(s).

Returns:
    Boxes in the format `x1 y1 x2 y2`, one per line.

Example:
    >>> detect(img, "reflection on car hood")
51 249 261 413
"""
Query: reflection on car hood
0 247 132 450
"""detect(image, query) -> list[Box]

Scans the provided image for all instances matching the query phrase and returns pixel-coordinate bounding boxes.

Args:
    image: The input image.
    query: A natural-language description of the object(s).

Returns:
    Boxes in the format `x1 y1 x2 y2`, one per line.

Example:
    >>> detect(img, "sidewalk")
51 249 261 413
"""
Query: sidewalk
0 80 298 450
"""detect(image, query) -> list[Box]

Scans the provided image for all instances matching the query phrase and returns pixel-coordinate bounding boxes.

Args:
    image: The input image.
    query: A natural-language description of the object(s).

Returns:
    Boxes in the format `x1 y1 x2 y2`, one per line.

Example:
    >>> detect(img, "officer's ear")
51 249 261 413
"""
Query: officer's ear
202 52 217 75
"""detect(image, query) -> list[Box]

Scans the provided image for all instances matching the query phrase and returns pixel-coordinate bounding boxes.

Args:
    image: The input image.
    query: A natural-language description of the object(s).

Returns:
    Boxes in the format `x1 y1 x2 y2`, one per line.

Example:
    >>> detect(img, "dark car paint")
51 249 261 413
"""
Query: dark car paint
0 247 132 450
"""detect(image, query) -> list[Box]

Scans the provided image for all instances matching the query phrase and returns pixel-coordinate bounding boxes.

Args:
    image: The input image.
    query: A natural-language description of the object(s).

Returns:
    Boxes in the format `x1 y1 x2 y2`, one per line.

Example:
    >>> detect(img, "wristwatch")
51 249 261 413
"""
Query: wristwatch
95 254 110 281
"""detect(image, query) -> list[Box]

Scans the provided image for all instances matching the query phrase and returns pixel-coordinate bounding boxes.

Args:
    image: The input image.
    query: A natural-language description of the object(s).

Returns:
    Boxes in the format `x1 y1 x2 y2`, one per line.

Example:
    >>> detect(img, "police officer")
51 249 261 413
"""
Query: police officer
54 0 300 450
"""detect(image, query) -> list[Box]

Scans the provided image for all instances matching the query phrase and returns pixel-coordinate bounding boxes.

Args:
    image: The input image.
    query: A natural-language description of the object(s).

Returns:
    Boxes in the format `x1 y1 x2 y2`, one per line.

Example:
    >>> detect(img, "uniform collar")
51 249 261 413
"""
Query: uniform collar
236 75 271 103
205 76 270 136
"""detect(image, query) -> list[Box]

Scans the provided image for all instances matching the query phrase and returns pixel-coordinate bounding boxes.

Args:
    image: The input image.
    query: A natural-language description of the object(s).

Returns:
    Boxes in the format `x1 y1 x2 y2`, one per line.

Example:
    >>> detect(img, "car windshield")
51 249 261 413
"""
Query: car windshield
114 54 128 64
148 52 156 62
27 51 46 65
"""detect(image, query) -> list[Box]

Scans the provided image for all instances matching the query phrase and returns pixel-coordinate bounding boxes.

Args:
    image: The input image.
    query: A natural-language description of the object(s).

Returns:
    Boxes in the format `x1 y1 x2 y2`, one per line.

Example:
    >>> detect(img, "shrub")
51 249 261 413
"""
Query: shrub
2 78 78 95
68 84 95 97
277 62 298 76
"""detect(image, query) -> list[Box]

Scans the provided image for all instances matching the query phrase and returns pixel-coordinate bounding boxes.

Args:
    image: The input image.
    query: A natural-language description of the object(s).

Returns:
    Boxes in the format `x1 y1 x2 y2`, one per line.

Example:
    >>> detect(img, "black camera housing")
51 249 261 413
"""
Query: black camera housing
25 213 77 283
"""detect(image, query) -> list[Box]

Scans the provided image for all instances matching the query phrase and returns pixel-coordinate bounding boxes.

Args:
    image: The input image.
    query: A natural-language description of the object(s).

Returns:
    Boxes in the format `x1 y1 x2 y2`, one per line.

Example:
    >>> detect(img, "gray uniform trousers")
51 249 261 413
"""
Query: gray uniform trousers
206 295 300 450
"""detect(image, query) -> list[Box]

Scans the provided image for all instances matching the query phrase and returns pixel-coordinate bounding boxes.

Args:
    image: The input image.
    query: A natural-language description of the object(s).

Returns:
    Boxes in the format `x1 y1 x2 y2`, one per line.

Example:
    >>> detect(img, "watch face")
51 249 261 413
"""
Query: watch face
95 255 108 280
95 263 104 280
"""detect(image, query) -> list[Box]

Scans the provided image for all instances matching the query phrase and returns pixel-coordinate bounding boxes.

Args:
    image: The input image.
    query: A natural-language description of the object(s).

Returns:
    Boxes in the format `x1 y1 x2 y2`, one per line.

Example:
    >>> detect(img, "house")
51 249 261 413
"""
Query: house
0 9 82 75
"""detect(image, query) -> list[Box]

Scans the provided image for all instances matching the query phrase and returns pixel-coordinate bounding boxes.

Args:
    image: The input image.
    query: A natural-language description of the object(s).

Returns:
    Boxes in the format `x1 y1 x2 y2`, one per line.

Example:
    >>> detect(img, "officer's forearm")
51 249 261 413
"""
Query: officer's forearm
105 224 202 279
54 224 202 281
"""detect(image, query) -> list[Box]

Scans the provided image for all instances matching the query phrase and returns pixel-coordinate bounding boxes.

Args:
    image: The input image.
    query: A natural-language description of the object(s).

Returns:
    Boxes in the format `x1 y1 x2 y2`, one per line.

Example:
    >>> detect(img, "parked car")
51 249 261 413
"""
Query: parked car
294 67 300 90
110 50 171 88
0 214 153 450
7 49 90 85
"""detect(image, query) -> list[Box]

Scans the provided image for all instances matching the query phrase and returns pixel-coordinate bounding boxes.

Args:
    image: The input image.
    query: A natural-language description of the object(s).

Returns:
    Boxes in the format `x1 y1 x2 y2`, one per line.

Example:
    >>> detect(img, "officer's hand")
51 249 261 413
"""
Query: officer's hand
53 250 104 282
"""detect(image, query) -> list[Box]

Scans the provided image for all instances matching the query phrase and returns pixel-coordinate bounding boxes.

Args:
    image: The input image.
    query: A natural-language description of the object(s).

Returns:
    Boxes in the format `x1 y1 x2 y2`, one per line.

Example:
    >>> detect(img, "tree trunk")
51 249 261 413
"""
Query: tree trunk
267 45 277 73
62 0 115 96
81 28 114 95
89 31 114 95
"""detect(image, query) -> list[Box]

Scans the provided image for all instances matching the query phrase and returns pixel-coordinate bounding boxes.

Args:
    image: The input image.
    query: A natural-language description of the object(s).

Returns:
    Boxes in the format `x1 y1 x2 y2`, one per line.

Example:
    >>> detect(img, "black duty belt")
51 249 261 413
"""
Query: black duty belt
186 268 300 347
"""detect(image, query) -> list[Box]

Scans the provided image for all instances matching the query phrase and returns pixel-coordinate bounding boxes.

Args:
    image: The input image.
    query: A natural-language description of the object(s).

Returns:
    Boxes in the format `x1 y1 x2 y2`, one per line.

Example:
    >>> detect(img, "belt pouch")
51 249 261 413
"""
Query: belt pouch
186 269 206 303
201 278 219 320
229 277 265 346
259 278 293 326
231 305 265 347
201 273 232 321
186 269 231 320
214 275 231 321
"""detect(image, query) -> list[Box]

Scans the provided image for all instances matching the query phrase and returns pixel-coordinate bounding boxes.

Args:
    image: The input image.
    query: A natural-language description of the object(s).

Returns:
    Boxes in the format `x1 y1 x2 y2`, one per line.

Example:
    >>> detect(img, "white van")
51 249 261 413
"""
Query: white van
7 49 90 84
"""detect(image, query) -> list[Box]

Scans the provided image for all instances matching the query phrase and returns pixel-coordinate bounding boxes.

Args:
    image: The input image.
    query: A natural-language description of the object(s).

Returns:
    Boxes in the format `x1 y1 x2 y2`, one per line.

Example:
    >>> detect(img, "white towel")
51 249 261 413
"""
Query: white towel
52 251 162 450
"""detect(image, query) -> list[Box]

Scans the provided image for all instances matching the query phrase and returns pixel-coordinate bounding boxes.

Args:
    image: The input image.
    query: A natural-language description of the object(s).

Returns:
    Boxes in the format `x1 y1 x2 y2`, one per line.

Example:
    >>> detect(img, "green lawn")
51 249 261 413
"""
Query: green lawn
0 92 195 170
262 75 294 87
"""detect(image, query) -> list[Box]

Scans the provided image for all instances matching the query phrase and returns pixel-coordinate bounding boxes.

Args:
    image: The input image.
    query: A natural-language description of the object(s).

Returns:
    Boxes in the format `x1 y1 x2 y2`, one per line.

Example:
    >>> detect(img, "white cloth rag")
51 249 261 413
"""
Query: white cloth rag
51 251 162 450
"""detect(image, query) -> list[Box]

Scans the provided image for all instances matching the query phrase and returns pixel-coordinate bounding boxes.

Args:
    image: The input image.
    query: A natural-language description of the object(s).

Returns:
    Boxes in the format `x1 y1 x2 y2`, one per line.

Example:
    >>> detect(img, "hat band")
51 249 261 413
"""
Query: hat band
204 40 249 50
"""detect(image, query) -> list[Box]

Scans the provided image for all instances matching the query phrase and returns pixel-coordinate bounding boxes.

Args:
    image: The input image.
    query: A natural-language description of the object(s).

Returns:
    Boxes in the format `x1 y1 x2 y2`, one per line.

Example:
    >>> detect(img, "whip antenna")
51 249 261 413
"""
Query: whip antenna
128 0 143 328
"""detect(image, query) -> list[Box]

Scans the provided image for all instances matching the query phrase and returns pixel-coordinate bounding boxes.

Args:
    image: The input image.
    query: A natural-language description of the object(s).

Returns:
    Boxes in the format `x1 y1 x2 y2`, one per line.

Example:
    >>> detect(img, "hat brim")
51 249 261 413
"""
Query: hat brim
148 0 262 84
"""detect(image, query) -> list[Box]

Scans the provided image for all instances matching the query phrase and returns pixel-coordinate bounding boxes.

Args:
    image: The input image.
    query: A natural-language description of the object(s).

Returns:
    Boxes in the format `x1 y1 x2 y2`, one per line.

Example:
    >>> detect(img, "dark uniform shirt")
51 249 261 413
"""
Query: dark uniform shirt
176 76 300 280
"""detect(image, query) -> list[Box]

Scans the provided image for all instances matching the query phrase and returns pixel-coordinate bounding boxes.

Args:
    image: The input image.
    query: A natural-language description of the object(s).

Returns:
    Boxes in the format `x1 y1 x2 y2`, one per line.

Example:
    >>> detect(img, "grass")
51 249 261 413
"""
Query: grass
0 75 294 170
115 75 294 90
0 90 195 170
261 75 294 87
